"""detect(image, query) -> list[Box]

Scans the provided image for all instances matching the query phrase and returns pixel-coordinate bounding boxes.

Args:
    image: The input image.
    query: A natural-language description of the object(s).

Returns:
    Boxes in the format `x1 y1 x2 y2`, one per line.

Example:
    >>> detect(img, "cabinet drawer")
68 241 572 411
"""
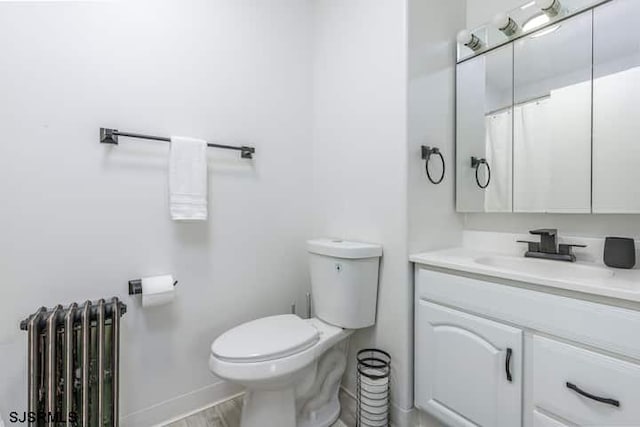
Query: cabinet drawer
417 268 640 360
533 336 640 425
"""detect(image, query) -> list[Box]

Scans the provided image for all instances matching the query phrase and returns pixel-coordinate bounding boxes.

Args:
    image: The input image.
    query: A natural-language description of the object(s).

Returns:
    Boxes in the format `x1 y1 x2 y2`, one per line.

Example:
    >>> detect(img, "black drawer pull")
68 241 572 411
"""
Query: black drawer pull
566 382 620 408
505 348 513 382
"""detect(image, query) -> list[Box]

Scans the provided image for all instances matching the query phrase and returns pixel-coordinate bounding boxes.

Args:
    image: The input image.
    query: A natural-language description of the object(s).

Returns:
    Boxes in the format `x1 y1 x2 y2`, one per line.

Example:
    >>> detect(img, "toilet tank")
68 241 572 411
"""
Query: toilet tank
307 239 382 329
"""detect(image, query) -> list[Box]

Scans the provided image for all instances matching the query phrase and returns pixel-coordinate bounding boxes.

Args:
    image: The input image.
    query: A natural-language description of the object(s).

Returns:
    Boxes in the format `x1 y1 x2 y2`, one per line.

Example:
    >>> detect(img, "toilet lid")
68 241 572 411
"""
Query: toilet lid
211 315 320 363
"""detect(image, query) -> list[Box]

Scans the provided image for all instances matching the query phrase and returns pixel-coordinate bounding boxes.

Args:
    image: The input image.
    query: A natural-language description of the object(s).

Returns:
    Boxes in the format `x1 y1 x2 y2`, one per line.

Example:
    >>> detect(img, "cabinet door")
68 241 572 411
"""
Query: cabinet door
415 301 522 427
456 44 513 213
513 12 592 213
592 0 640 212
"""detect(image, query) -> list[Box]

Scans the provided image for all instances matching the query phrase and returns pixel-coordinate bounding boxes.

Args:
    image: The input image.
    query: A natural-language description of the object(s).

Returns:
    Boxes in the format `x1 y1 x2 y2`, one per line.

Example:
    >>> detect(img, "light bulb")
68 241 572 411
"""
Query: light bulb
492 12 519 37
457 30 483 51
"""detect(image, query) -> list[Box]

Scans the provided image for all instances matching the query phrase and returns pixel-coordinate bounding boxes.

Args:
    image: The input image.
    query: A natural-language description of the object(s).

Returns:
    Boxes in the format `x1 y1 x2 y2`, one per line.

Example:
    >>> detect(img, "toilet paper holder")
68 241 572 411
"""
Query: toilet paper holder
128 278 178 295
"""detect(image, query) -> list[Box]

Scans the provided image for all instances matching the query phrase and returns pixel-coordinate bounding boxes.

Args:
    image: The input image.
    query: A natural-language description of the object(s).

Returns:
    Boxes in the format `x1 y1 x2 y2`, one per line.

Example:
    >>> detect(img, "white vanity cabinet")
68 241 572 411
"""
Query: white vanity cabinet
415 301 522 427
414 267 640 427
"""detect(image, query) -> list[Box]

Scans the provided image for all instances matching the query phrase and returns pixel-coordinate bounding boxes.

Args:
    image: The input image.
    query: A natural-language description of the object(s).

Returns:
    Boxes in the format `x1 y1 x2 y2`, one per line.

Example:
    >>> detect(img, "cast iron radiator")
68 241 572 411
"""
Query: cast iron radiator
20 298 127 426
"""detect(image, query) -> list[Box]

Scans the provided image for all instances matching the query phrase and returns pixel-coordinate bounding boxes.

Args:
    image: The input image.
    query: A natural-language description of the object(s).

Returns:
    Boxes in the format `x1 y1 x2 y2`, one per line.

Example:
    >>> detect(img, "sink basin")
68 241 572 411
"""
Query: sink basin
474 255 615 281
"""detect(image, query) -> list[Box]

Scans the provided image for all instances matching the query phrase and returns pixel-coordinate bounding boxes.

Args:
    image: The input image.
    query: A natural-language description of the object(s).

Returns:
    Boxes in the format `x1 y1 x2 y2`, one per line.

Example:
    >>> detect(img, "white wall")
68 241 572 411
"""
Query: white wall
408 1 466 425
0 0 314 424
408 0 466 260
466 0 524 29
311 0 412 423
463 0 640 239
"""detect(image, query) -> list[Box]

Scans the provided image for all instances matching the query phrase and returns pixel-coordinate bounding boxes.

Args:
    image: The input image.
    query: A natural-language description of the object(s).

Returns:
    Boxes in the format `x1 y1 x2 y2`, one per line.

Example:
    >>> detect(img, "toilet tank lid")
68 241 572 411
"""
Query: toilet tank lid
307 238 382 259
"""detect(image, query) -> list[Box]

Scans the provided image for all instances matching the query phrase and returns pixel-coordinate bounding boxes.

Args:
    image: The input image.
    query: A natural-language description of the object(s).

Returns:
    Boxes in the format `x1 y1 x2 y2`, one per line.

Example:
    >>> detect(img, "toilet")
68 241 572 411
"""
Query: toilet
209 238 382 427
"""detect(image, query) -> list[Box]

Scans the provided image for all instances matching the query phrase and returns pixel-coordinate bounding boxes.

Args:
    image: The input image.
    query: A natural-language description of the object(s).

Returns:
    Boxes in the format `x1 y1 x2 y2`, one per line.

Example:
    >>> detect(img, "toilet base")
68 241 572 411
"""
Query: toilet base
241 388 296 427
238 345 348 427
296 345 347 427
298 394 340 427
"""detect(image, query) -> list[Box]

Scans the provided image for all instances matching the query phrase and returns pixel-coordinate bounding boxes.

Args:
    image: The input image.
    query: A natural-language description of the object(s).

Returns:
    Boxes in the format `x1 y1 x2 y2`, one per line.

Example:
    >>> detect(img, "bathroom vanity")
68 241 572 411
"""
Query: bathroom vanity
431 0 640 424
411 237 640 427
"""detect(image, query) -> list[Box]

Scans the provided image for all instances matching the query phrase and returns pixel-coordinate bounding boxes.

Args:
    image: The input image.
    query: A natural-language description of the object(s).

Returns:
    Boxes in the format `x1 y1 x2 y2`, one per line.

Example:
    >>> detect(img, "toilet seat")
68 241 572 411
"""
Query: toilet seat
211 315 320 363
209 316 351 385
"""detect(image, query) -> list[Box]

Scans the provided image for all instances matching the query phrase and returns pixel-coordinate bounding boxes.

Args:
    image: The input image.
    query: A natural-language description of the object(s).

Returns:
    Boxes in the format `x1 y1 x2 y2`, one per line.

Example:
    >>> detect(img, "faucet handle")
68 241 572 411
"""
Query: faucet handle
530 229 557 236
517 240 540 252
559 243 587 255
558 243 587 262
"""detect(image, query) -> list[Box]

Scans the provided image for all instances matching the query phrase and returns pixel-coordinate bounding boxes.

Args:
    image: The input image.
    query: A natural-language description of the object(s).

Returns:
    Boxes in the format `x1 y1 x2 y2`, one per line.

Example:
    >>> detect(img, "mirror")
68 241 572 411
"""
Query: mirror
455 1 640 214
456 45 513 213
593 0 640 213
512 12 592 213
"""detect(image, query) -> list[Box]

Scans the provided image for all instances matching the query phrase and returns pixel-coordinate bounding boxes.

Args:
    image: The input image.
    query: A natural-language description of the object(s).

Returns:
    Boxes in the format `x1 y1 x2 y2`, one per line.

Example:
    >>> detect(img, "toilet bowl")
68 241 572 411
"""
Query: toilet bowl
210 315 352 427
209 238 382 427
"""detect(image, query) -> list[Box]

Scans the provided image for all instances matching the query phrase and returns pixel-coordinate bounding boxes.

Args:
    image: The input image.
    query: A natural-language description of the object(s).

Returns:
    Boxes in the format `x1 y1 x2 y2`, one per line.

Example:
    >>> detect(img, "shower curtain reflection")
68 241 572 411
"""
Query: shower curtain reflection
514 98 551 212
513 81 591 213
484 110 513 212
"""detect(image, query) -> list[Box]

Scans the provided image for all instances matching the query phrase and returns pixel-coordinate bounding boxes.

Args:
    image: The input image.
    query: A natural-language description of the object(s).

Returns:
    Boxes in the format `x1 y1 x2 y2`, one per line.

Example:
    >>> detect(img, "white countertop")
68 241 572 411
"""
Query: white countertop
410 247 640 303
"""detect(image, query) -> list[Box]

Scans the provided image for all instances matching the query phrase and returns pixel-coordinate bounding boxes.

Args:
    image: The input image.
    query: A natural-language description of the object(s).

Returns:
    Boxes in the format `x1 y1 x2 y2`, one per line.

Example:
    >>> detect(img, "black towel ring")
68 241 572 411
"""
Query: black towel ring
471 156 491 189
421 146 445 185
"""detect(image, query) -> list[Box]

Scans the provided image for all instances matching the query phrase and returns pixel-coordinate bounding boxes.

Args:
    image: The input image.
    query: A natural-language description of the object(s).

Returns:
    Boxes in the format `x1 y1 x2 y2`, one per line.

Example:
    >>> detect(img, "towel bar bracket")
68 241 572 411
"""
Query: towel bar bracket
240 146 255 159
100 127 119 145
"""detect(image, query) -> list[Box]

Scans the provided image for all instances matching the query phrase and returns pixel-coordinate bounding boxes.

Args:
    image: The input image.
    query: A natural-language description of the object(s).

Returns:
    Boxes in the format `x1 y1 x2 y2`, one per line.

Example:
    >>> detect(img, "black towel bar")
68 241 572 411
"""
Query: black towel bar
100 128 255 159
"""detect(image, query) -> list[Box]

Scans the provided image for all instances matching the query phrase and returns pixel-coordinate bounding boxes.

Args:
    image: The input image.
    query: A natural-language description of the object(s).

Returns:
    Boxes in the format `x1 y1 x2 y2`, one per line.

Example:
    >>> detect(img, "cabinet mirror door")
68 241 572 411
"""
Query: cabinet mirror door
593 0 640 213
513 13 592 213
456 45 513 213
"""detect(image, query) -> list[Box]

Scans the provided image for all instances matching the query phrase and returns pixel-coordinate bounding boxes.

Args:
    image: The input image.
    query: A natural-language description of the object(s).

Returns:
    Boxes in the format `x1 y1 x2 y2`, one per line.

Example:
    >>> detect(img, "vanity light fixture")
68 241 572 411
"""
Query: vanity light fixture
493 12 520 37
457 30 483 51
523 13 561 37
523 13 550 32
536 0 562 17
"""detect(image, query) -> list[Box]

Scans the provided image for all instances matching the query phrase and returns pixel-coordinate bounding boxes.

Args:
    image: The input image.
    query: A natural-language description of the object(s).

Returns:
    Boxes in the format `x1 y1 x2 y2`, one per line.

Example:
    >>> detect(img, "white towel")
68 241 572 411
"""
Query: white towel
169 136 208 220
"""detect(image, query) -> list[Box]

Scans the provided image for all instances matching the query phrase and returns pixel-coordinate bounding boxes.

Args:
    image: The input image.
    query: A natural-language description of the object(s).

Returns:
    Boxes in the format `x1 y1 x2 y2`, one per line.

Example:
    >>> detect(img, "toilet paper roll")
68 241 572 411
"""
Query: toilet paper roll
141 274 175 308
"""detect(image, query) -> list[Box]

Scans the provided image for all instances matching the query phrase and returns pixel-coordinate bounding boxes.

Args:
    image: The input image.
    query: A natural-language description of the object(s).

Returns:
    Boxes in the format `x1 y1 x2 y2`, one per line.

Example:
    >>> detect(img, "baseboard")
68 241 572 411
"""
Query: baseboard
121 381 243 427
338 387 417 427
415 408 447 427
123 381 425 427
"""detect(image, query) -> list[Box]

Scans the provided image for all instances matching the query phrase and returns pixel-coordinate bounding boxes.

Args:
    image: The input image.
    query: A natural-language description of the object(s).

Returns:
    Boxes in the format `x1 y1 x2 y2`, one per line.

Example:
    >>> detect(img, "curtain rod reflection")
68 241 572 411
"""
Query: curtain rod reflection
486 94 551 117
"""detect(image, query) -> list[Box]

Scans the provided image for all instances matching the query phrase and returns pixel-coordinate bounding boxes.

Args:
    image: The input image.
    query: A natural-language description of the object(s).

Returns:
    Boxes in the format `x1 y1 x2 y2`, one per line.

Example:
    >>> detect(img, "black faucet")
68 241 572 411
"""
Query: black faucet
518 229 586 262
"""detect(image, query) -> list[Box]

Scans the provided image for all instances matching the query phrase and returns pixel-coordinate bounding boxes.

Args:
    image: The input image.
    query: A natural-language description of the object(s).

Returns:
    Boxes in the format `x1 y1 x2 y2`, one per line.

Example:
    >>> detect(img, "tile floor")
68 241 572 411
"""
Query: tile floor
165 395 349 427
